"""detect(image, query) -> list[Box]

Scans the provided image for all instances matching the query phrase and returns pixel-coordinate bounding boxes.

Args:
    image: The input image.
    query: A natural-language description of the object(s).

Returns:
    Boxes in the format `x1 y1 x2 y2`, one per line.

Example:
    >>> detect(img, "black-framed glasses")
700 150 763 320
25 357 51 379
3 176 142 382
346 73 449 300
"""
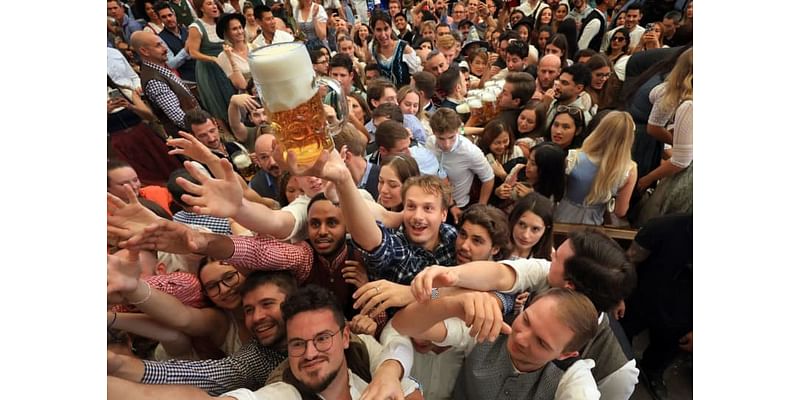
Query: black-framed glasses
287 328 343 357
203 270 240 297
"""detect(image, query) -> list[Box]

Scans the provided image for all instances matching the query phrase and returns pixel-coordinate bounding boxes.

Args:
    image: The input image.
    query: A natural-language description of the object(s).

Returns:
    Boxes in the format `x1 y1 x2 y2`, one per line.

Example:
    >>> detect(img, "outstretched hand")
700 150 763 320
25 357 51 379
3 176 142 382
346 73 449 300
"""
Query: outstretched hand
176 159 244 217
459 291 512 343
167 131 217 165
353 280 414 318
107 184 163 243
274 143 352 185
107 249 142 303
119 218 209 254
410 265 460 303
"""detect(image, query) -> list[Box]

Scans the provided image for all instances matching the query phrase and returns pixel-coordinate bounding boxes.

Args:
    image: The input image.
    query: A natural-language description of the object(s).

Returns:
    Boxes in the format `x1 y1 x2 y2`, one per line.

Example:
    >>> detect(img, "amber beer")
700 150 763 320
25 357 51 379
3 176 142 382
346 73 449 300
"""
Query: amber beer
268 91 333 167
481 90 499 121
249 42 333 167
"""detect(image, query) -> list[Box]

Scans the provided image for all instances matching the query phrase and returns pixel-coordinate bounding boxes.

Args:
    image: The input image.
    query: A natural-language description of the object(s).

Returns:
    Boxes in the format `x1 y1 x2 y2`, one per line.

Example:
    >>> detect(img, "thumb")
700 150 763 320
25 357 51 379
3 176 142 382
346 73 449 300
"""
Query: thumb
500 322 512 335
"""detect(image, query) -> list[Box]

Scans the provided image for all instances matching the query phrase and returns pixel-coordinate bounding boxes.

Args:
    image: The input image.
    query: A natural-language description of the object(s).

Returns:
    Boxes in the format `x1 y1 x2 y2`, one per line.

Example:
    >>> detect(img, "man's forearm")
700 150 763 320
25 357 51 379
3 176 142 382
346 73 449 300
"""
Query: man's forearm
391 297 463 342
447 261 518 292
478 179 493 204
202 232 236 259
335 170 383 251
232 199 296 239
108 376 217 400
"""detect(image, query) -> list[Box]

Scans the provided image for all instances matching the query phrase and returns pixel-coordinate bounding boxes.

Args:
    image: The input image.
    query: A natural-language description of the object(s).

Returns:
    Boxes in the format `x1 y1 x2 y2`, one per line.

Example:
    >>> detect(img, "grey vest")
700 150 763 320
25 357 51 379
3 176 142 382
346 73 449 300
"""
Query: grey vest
579 314 630 383
453 335 564 400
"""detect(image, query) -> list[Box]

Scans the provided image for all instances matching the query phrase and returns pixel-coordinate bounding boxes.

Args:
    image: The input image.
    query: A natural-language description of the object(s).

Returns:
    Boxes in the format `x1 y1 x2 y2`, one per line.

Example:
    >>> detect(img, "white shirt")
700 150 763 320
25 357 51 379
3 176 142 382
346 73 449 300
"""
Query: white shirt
107 48 141 92
602 25 645 53
515 0 548 19
425 135 495 207
251 29 295 49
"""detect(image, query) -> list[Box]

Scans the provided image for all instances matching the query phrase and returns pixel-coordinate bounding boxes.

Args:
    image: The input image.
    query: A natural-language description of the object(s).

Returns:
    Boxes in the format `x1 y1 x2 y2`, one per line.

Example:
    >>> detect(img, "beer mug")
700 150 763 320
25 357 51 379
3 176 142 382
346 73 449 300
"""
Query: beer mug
249 42 349 168
231 150 258 182
481 90 498 121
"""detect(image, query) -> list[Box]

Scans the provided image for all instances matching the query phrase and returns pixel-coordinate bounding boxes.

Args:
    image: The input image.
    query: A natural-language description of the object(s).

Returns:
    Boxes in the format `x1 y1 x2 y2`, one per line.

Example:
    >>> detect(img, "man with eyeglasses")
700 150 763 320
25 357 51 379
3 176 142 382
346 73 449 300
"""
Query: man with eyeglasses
543 63 595 127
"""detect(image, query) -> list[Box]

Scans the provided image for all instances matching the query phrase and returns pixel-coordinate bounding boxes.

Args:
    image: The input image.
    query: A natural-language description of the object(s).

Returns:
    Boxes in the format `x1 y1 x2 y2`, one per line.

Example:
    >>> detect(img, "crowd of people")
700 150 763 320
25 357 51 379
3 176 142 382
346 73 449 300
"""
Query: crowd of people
107 0 693 399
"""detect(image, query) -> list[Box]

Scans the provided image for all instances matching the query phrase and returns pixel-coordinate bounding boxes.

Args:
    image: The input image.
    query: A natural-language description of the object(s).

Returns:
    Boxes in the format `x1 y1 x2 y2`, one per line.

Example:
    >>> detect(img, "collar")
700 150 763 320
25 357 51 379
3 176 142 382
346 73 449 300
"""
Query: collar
314 242 350 272
142 59 174 76
358 162 373 188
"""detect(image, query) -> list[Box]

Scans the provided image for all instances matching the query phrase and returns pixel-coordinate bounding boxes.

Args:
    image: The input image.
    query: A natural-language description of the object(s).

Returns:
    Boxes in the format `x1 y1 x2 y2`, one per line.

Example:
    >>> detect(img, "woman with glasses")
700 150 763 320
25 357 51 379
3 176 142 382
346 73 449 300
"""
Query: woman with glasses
585 53 622 111
605 27 631 80
108 259 252 358
554 110 637 225
545 105 587 150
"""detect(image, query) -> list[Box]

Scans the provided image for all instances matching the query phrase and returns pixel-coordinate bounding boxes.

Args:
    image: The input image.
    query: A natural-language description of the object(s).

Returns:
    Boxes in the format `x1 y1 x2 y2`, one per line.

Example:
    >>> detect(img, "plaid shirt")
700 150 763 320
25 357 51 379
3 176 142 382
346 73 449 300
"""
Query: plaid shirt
141 340 286 395
227 235 315 283
173 211 232 235
111 272 204 313
357 222 458 285
142 59 196 129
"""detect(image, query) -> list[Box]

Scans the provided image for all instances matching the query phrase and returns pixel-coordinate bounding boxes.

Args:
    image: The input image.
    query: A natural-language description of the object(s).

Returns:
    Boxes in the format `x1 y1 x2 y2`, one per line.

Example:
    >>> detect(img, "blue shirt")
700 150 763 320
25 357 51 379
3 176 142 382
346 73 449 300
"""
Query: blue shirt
120 15 143 44
357 222 458 285
366 114 428 145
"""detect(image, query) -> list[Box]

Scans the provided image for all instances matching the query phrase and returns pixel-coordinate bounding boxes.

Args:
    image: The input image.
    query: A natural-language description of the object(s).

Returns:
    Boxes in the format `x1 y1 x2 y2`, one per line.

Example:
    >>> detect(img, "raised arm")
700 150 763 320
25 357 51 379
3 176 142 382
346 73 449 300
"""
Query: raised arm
410 262 518 302
110 312 195 358
227 94 260 143
175 159 298 239
392 290 511 344
107 377 217 400
280 145 384 251
107 250 229 344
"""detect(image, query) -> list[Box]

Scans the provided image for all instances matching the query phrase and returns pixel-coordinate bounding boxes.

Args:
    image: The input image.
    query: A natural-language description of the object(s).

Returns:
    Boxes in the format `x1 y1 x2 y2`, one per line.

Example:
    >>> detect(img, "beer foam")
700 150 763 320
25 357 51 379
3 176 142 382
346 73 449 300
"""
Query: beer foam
455 103 471 114
467 98 482 108
231 152 251 169
249 42 317 112
481 91 497 102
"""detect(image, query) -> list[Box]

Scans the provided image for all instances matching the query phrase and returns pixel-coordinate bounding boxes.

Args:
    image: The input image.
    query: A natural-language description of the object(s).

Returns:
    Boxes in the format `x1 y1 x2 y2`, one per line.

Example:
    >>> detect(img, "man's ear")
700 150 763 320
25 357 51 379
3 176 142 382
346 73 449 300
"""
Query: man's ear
576 84 584 93
556 350 579 361
155 262 168 275
490 245 500 257
512 97 521 108
564 280 576 290
342 325 351 349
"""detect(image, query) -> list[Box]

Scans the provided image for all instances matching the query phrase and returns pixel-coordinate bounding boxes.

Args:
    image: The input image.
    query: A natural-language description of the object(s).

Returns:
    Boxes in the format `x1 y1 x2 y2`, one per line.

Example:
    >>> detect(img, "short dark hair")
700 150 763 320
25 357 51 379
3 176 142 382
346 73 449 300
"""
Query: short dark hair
375 120 409 150
393 12 407 22
329 53 354 73
183 108 213 131
505 72 535 104
574 48 598 62
625 4 642 13
364 63 381 75
458 204 511 260
281 284 345 328
664 10 682 23
565 229 637 313
253 4 272 20
561 63 592 88
498 30 521 44
240 270 298 299
154 1 172 15
366 78 396 110
412 71 437 99
436 66 461 95
506 39 529 59
372 103 404 122
166 168 198 209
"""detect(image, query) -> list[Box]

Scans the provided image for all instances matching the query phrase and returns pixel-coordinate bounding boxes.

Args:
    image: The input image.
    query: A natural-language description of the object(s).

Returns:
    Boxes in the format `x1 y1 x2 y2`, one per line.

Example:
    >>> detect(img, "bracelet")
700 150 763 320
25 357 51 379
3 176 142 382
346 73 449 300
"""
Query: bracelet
129 281 152 305
108 311 118 329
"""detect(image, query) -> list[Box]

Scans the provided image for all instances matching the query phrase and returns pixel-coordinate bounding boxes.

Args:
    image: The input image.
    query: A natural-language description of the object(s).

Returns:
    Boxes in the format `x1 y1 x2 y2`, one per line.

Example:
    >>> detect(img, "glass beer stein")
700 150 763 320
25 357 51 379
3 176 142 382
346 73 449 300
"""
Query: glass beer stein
249 42 349 168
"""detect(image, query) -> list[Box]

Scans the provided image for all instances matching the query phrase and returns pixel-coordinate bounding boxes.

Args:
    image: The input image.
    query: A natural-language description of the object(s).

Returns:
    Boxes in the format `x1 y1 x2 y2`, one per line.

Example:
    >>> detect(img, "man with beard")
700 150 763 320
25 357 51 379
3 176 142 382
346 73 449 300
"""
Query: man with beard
530 54 562 105
115 189 386 321
107 271 295 395
543 63 594 126
247 134 283 202
222 286 421 399
227 93 269 152
108 275 419 399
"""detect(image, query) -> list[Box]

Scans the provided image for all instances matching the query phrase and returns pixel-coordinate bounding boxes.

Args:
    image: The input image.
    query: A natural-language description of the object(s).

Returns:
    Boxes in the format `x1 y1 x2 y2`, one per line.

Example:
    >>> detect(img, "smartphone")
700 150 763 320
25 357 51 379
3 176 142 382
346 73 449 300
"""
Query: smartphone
108 88 125 101
645 23 655 32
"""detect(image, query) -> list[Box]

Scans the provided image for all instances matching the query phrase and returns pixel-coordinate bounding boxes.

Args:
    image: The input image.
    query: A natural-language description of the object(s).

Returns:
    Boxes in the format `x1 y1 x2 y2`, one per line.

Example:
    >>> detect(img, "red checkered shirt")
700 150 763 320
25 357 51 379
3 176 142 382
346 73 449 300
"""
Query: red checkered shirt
112 271 205 312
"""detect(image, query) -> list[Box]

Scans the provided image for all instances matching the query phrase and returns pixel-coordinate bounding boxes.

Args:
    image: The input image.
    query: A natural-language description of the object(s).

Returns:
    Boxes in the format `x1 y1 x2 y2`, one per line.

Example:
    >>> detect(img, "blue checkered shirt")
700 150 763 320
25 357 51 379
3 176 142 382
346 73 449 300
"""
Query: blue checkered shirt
173 211 232 235
357 222 458 285
141 340 286 395
141 60 196 129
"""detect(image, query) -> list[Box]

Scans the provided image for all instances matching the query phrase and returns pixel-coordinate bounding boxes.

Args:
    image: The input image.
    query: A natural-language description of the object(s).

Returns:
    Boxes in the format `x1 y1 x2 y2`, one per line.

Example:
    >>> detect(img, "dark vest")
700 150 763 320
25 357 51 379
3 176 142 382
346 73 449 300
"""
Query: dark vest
140 62 200 135
158 27 197 82
169 0 195 27
453 335 564 400
304 244 361 320
579 9 607 52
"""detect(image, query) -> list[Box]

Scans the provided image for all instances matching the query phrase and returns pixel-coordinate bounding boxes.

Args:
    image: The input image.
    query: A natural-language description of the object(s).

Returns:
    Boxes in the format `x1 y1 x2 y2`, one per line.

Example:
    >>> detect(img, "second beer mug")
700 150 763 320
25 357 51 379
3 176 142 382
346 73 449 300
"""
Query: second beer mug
249 42 349 168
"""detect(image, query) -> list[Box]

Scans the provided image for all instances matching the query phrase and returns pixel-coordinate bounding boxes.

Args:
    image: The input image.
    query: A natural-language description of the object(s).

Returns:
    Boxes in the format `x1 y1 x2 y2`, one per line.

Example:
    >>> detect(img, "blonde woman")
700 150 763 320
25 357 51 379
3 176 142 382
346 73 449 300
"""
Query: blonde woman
635 48 693 225
554 111 638 225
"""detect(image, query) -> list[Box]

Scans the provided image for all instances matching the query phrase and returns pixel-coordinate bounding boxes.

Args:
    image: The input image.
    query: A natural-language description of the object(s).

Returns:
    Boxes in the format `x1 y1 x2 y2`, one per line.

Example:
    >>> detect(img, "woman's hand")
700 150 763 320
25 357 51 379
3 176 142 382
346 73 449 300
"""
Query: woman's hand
107 97 129 114
491 159 506 177
495 182 513 199
513 182 532 198
353 280 415 318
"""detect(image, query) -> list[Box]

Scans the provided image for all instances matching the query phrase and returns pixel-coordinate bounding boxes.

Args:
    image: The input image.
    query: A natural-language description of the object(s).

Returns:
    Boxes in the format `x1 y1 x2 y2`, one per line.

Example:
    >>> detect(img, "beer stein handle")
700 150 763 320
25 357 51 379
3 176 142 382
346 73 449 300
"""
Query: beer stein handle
316 75 350 137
